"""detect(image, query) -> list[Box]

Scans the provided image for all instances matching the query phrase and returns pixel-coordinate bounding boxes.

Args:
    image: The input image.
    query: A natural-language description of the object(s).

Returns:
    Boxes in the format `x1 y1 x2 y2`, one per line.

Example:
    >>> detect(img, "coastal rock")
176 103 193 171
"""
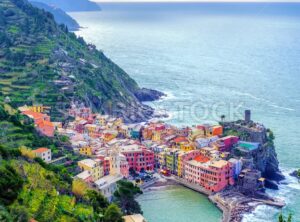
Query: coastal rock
264 179 279 190
254 143 285 182
134 88 165 102
290 170 300 180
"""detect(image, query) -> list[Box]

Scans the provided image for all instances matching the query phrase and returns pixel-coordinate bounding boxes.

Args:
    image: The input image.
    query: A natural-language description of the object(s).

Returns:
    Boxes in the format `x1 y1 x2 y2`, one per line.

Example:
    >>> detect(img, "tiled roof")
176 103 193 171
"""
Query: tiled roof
173 136 188 143
33 147 49 153
194 155 210 163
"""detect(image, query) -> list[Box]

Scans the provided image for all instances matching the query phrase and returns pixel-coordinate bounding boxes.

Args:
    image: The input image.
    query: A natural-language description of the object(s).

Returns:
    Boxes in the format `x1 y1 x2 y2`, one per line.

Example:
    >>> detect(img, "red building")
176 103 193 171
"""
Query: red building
97 155 110 176
121 144 154 172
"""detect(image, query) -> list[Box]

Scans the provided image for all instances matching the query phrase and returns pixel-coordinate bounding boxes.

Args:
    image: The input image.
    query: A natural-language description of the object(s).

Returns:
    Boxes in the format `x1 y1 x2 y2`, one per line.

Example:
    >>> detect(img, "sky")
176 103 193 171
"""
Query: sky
92 0 300 2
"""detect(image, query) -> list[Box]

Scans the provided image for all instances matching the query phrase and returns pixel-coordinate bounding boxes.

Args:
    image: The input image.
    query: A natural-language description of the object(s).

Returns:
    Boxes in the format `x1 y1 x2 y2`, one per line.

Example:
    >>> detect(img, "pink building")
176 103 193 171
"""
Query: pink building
121 145 155 172
184 155 234 192
217 136 239 152
120 154 130 178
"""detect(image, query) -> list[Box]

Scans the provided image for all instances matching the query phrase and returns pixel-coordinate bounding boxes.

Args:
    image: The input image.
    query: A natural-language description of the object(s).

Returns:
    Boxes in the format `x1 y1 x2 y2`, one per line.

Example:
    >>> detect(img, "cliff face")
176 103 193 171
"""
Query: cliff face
223 121 284 188
0 0 162 123
253 140 284 182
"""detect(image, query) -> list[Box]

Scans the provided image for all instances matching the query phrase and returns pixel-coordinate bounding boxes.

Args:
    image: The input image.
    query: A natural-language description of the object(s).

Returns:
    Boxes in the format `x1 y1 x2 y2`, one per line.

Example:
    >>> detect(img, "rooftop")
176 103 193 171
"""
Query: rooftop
194 155 210 163
95 174 123 189
75 170 91 180
33 147 49 153
210 160 228 169
78 159 97 168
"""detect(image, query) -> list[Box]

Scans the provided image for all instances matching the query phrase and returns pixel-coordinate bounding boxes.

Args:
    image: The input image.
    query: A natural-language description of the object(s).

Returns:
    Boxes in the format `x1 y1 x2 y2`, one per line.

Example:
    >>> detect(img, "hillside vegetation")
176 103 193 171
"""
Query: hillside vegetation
30 1 80 31
0 103 126 221
0 0 158 122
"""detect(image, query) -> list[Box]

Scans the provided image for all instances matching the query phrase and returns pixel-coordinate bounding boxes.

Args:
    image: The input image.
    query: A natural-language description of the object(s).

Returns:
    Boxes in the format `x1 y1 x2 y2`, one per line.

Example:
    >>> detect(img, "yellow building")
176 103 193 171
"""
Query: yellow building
114 118 123 126
29 105 50 113
158 152 166 168
84 124 98 137
79 146 93 156
78 159 103 181
177 152 185 177
152 131 161 142
180 142 194 152
189 129 205 141
165 149 179 173
18 105 50 113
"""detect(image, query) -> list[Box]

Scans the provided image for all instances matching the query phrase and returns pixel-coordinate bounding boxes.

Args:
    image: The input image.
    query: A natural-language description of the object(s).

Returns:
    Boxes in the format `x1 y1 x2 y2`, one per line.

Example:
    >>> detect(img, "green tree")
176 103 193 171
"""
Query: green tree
0 165 23 205
9 205 29 222
114 180 143 215
84 190 109 214
0 205 12 222
103 204 124 222
220 114 225 123
278 213 293 222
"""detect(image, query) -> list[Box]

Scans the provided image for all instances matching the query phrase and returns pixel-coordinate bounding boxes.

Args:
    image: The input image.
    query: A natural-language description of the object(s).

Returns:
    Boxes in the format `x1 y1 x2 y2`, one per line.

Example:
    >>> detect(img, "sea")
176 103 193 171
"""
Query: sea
71 3 300 221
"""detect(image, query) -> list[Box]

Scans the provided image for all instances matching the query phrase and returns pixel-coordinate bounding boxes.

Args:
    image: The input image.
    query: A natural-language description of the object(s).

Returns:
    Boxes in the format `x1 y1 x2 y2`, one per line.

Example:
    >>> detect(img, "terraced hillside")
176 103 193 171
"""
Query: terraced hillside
0 0 160 122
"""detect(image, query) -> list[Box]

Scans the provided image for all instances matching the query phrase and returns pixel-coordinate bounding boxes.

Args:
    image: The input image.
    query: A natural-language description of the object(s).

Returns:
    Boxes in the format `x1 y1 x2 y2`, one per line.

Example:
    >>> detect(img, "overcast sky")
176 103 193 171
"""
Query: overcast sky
92 0 300 2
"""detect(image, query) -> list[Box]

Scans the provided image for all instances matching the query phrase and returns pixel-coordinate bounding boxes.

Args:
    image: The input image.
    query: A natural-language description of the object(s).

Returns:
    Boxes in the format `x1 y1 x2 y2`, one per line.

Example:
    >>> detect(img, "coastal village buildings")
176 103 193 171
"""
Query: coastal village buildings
19 102 267 198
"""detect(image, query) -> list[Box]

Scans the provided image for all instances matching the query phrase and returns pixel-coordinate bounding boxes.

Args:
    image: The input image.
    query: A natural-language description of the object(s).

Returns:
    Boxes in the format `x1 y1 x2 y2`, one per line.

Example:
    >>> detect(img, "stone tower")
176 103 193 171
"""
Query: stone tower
245 110 251 122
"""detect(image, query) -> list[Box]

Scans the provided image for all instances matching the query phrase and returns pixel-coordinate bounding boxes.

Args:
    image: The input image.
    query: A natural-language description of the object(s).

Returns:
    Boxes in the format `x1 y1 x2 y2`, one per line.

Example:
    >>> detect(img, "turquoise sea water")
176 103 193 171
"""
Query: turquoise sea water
136 185 222 222
71 3 300 221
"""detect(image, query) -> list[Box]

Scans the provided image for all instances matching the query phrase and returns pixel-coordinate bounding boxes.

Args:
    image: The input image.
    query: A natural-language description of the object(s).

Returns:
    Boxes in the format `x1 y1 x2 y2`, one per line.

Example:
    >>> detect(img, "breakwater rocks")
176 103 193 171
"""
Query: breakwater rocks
210 189 285 222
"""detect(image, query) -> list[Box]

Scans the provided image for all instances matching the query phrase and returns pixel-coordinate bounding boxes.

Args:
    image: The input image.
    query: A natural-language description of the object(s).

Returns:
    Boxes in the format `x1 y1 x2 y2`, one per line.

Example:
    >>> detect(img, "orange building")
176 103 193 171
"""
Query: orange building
22 110 54 137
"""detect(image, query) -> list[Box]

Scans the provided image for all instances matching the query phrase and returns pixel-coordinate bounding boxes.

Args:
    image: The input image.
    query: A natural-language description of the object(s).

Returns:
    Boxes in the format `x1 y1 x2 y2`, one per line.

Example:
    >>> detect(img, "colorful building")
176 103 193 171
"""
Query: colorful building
121 144 154 172
97 156 110 176
184 155 233 192
79 146 93 156
22 110 55 137
78 159 104 181
32 147 52 163
217 136 239 152
177 150 201 177
165 149 179 174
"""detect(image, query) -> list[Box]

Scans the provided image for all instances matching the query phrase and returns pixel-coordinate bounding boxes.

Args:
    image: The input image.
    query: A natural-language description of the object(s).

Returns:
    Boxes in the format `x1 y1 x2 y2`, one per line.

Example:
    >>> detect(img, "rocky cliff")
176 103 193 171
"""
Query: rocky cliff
223 120 284 189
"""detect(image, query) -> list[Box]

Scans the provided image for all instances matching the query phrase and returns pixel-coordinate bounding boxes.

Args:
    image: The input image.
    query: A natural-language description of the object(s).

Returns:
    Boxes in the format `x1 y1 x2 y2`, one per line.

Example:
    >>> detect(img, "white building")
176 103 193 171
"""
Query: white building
32 147 52 162
94 174 123 202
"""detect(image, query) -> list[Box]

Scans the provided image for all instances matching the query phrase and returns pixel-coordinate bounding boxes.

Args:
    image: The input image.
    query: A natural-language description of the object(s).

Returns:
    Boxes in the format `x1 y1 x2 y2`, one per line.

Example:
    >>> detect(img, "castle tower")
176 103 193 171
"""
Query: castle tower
245 110 251 122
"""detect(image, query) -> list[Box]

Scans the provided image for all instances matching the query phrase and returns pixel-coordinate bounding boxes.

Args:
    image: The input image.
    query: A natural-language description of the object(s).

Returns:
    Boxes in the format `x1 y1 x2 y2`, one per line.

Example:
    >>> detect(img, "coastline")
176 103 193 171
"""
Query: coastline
140 175 285 222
